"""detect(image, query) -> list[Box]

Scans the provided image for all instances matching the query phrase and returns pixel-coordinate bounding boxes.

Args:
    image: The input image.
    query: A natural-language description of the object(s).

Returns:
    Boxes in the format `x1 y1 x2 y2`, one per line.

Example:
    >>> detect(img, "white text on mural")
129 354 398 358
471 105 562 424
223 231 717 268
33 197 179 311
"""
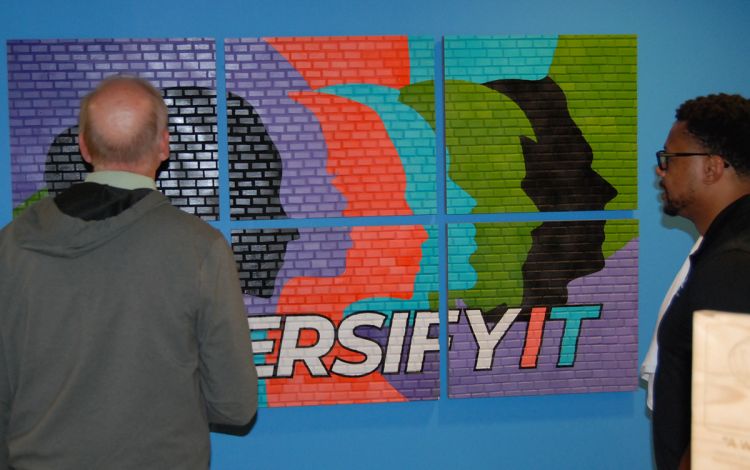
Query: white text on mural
248 305 601 378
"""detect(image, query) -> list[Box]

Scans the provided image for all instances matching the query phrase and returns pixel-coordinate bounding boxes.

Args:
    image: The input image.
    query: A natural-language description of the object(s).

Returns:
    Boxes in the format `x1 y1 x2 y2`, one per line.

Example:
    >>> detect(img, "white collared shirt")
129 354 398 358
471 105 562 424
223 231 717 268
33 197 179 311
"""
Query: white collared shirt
640 236 703 410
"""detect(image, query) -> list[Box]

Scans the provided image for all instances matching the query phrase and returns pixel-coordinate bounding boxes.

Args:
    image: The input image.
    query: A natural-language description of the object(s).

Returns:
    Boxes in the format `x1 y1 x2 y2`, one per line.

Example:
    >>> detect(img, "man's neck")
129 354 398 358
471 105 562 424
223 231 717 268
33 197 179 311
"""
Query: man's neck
85 171 157 191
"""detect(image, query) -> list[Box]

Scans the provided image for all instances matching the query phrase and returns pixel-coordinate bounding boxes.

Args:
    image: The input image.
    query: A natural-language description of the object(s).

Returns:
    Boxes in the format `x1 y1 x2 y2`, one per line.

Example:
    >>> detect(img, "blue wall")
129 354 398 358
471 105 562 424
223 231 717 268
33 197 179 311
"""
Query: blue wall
2 0 749 468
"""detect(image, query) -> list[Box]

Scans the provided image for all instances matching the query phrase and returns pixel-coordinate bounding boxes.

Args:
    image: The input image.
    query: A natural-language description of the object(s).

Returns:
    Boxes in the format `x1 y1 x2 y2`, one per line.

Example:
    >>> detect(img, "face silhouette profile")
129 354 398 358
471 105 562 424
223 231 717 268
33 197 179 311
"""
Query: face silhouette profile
482 77 617 318
44 86 298 298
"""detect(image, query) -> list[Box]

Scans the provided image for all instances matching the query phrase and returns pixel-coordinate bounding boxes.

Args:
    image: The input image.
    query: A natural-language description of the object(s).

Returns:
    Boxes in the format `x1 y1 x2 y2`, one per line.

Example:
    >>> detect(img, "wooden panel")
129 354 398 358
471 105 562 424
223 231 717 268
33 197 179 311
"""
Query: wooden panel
692 310 750 469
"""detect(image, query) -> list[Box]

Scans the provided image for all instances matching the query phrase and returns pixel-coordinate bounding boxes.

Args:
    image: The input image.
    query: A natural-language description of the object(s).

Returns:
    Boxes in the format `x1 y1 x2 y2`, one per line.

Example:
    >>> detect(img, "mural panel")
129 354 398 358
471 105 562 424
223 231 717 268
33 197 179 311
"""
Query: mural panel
439 34 637 214
448 220 638 397
242 225 440 407
225 36 437 219
440 35 639 397
6 38 219 219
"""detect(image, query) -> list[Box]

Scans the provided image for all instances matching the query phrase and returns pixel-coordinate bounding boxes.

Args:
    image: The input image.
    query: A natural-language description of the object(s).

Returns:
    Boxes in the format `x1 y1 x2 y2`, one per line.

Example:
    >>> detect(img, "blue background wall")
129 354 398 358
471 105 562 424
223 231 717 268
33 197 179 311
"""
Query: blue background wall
2 0 749 468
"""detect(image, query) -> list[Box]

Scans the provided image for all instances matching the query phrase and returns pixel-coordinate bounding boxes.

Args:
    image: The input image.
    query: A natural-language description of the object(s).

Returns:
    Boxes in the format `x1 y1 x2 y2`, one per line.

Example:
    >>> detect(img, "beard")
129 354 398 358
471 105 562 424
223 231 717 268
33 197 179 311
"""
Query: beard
660 182 692 217
663 202 680 216
662 192 680 216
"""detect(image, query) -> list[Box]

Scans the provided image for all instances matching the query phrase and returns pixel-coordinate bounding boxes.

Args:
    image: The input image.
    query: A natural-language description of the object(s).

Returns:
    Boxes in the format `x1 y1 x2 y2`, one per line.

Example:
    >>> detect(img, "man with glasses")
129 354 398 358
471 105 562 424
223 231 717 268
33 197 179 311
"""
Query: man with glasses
649 93 750 469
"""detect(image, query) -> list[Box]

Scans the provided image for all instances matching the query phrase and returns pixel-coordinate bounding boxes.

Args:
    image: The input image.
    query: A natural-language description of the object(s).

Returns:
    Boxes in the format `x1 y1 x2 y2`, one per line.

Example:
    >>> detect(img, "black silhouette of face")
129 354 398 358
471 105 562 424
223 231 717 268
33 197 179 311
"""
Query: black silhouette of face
44 86 298 298
482 77 617 315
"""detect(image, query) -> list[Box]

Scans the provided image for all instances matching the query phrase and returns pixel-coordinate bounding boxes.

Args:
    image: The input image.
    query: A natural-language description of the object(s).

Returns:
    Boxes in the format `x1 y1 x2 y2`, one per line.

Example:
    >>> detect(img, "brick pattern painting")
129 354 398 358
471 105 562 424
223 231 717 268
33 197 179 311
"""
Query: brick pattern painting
440 35 637 214
225 36 437 219
5 34 639 407
447 220 638 397
439 35 639 398
226 36 439 406
244 225 439 407
7 38 218 218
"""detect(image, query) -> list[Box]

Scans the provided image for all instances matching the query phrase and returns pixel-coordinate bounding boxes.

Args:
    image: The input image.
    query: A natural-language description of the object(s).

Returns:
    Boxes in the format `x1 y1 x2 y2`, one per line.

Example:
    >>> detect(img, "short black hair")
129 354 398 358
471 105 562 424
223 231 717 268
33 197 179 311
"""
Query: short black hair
676 93 750 176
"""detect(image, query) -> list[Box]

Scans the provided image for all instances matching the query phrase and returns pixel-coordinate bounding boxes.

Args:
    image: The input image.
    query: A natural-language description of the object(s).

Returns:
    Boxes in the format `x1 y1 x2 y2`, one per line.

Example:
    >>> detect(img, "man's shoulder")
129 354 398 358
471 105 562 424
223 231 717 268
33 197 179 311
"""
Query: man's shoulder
687 247 750 312
144 197 225 242
710 228 750 257
702 200 750 257
695 245 750 274
0 197 56 244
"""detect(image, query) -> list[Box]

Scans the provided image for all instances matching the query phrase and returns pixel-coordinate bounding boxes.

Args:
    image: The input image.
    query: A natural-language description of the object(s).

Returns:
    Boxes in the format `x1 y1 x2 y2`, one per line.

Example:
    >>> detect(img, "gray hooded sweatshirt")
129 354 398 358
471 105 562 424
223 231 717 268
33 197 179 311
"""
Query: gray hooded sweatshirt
0 190 257 470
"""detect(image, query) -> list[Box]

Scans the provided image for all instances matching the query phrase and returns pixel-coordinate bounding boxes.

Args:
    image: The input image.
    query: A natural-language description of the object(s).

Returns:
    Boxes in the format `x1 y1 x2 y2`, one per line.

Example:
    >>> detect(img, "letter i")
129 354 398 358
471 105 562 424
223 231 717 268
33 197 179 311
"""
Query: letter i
520 307 547 368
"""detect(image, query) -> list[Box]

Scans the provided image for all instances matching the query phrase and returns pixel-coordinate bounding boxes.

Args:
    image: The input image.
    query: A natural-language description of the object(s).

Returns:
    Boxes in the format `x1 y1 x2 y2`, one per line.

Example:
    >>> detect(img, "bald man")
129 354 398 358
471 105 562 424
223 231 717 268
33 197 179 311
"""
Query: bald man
0 76 258 469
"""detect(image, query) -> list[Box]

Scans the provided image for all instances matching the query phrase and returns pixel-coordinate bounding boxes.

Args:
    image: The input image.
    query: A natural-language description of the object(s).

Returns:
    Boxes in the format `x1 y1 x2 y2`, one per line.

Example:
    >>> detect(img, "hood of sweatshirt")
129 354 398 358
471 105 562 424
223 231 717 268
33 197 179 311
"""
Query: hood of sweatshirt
9 191 170 258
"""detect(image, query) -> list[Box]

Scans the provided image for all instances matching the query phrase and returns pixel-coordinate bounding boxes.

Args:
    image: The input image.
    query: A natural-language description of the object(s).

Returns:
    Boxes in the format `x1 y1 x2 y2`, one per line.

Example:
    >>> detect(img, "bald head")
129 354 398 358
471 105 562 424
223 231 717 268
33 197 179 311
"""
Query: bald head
78 76 169 175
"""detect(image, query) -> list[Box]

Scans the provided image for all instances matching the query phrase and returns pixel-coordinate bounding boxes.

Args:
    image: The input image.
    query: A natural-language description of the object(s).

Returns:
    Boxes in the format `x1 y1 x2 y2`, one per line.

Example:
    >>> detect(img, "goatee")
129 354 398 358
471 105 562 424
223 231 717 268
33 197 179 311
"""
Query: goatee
663 202 679 216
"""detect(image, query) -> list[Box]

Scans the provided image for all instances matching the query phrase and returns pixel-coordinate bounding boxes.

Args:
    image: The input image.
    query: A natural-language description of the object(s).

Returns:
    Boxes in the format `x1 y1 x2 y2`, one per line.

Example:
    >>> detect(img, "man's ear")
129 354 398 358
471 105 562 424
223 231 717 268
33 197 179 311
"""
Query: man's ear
158 129 170 162
78 133 94 165
703 154 728 184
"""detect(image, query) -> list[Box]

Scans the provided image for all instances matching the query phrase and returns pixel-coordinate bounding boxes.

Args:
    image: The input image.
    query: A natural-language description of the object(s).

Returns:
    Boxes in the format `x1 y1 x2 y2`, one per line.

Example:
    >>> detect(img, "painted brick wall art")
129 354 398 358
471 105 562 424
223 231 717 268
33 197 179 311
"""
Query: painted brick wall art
226 36 440 406
7 38 219 219
441 35 637 214
439 35 639 398
5 34 639 407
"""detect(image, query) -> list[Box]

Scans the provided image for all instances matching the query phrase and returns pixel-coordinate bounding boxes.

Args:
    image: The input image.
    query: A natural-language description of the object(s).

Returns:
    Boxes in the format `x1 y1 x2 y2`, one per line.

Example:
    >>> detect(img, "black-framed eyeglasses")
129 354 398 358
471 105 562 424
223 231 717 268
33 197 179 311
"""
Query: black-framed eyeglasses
655 150 714 171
